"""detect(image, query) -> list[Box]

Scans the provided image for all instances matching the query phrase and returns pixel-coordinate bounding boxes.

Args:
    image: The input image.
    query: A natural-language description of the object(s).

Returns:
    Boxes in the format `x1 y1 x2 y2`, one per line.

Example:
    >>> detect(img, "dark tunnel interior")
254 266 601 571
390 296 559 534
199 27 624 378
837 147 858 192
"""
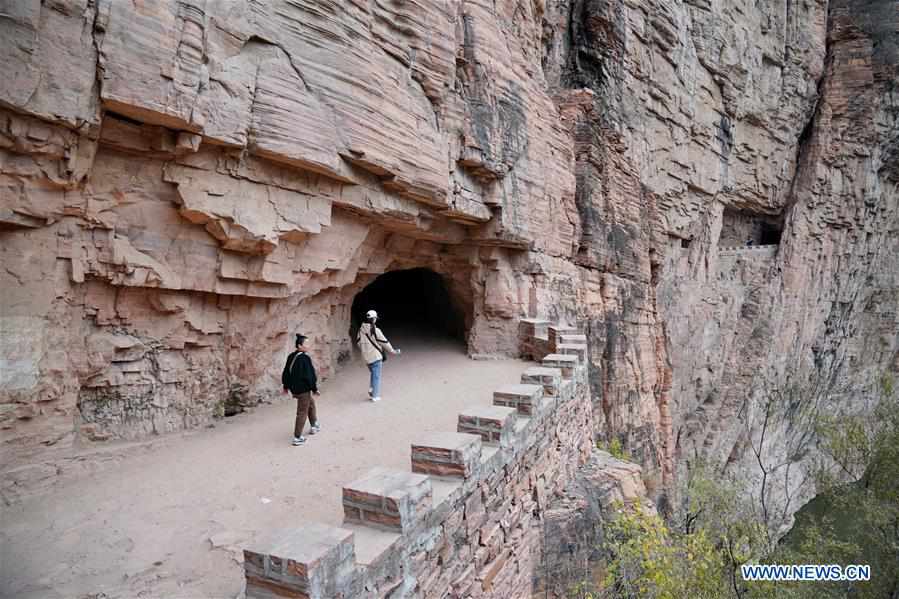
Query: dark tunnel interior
350 268 467 343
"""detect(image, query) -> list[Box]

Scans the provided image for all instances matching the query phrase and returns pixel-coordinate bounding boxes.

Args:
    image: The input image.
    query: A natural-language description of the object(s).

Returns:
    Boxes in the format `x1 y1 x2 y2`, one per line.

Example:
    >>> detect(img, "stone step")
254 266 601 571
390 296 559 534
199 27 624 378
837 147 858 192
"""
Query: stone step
342 523 400 568
342 468 432 534
521 366 562 397
492 383 544 416
411 432 482 479
560 333 587 344
480 445 500 465
430 477 463 507
548 324 579 348
457 404 517 446
542 353 578 379
519 318 550 340
556 343 587 362
244 522 355 599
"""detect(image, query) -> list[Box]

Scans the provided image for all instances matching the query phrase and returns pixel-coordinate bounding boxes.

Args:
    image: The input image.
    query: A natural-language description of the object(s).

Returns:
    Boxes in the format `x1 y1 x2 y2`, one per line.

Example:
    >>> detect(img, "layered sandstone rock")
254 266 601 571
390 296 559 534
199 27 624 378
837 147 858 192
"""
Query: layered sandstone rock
1 0 897 546
539 0 899 530
537 450 652 596
0 0 578 478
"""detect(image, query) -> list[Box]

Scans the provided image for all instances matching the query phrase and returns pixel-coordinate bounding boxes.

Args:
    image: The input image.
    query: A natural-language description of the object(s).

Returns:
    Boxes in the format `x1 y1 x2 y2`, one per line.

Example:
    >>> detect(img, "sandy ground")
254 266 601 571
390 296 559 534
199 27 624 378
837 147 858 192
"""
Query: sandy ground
0 331 527 599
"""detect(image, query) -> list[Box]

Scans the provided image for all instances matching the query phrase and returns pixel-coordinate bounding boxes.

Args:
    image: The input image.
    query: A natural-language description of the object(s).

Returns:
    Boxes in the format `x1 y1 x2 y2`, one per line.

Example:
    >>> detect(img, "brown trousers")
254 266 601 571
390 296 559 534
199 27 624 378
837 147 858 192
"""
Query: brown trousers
293 391 317 437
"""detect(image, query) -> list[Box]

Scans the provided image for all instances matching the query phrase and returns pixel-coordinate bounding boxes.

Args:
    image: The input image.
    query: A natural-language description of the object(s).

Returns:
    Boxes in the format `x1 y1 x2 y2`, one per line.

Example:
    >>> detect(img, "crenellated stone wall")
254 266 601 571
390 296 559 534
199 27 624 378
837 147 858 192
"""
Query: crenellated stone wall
242 322 600 598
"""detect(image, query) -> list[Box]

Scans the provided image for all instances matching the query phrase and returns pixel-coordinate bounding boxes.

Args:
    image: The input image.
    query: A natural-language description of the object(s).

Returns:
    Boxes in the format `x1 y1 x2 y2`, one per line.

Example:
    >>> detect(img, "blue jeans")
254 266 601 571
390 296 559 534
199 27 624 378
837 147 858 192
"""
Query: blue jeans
368 360 382 397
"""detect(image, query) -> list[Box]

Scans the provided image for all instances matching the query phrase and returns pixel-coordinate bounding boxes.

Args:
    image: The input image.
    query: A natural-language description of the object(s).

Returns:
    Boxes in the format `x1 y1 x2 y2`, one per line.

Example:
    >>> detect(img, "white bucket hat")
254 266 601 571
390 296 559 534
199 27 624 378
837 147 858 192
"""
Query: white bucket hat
365 309 378 320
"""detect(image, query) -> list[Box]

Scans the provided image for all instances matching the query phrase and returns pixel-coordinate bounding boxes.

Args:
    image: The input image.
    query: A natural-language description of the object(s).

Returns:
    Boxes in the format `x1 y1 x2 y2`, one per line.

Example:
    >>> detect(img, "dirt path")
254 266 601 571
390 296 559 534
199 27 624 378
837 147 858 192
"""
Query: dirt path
0 333 527 599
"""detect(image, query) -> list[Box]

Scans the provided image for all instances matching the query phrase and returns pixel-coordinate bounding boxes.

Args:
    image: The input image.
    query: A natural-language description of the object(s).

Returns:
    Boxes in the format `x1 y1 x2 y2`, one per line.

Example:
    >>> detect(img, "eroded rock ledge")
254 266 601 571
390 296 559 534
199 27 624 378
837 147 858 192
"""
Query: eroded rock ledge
0 0 581 477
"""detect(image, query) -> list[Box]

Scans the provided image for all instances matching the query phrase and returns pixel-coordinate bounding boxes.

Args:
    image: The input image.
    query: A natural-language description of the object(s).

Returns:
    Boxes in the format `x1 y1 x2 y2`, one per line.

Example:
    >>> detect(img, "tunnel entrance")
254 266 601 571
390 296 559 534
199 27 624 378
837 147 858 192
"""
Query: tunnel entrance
719 208 784 247
350 268 468 344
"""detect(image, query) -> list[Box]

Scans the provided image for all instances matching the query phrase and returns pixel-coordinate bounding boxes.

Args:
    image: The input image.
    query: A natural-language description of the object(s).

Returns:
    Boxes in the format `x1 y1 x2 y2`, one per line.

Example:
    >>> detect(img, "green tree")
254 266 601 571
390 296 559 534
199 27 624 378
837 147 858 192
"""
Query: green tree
789 373 899 599
597 501 727 599
581 374 898 599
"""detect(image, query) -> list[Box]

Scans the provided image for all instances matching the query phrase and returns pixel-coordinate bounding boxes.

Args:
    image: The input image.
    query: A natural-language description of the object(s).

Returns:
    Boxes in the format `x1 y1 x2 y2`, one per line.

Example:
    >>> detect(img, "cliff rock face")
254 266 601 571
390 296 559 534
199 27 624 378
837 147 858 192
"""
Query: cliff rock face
1 0 897 530
536 0 898 524
0 0 579 474
537 450 651 595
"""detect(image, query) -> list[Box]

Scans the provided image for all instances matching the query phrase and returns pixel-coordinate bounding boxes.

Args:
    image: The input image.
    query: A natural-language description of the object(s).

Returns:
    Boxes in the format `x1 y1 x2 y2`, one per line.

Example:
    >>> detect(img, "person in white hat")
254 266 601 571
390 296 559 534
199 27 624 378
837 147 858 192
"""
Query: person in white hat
356 309 400 402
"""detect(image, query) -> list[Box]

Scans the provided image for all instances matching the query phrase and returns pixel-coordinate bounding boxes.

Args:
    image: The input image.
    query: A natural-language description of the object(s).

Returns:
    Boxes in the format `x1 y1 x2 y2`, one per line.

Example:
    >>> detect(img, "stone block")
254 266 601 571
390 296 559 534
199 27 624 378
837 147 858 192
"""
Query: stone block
520 338 551 361
542 354 578 379
559 377 577 401
342 467 432 533
411 432 483 479
492 384 544 416
519 318 549 339
478 548 511 592
521 366 562 397
548 324 578 350
518 318 552 359
244 522 355 599
458 405 517 446
559 333 587 345
556 343 587 362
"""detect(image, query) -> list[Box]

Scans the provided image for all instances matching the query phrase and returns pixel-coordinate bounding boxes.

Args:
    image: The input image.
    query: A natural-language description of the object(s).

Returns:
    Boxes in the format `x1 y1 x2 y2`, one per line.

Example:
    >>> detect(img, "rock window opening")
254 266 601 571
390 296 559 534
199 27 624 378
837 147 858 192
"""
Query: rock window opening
719 208 784 248
759 222 782 245
350 268 468 347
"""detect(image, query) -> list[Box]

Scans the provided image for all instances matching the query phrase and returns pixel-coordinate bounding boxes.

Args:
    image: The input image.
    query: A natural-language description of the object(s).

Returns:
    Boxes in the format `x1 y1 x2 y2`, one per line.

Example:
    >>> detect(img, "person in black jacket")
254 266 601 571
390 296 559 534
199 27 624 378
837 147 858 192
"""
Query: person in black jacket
281 333 320 446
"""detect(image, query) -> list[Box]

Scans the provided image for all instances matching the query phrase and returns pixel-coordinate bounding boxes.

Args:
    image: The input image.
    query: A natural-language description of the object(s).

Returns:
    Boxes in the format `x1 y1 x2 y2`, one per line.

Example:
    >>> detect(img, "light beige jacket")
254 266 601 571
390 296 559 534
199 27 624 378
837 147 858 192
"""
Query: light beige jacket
357 322 396 364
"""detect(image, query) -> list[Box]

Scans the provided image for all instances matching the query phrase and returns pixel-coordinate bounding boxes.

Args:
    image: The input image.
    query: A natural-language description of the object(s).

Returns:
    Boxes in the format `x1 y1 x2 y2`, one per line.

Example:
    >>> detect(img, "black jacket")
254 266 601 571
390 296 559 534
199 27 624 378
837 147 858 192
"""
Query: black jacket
282 351 318 394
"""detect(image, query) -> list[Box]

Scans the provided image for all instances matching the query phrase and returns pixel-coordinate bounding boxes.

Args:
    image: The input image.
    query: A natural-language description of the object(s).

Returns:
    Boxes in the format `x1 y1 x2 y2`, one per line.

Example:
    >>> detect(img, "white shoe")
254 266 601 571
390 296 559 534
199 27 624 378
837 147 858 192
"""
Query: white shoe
370 396 381 402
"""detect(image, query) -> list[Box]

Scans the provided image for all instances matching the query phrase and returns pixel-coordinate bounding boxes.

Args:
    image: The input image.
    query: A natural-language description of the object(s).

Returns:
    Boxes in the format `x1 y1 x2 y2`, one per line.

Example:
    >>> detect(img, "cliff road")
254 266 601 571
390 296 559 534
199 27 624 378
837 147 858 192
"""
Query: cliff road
1 0 897 597
2 330 529 598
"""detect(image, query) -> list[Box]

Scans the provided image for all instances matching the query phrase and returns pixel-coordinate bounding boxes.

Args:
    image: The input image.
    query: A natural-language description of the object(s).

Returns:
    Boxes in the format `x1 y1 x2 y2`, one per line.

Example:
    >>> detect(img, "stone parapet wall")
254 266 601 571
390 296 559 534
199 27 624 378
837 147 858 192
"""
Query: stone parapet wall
243 321 593 598
717 245 779 258
518 319 584 362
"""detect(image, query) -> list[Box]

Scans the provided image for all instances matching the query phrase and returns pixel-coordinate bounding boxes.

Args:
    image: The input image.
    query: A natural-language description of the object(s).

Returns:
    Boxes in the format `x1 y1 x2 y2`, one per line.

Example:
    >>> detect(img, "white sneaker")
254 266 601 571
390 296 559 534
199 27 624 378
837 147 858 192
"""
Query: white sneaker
309 423 321 435
370 396 381 402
